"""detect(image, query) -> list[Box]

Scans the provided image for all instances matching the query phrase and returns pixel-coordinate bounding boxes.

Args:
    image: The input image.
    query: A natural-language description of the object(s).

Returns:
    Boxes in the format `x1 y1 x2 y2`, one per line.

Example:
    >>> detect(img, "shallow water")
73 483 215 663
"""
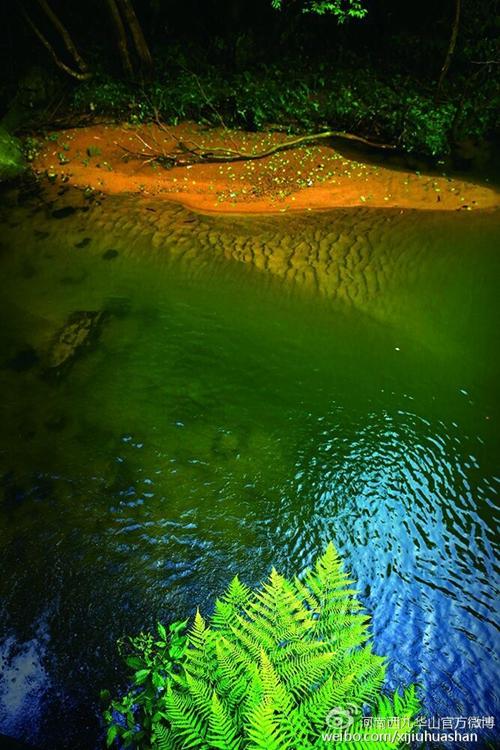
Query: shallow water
0 187 499 748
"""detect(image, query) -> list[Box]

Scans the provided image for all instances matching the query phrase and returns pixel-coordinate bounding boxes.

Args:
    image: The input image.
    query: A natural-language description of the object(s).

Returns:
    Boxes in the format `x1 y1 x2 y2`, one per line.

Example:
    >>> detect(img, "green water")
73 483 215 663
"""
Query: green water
0 188 499 748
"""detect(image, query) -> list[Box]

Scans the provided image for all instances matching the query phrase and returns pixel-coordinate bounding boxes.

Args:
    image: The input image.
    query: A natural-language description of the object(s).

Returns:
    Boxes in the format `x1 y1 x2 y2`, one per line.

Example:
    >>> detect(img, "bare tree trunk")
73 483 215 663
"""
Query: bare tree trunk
116 0 153 71
106 0 134 77
436 0 461 99
36 0 89 76
21 5 91 80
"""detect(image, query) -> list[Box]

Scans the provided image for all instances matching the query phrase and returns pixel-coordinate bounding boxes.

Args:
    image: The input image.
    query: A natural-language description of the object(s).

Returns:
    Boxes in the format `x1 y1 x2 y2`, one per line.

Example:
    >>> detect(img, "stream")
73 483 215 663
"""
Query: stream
0 184 498 748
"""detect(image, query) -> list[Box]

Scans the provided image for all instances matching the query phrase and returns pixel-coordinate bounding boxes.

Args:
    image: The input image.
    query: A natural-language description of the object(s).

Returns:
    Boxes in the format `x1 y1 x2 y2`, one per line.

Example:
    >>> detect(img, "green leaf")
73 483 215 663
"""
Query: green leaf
134 669 151 684
170 618 189 634
106 724 117 747
125 656 143 669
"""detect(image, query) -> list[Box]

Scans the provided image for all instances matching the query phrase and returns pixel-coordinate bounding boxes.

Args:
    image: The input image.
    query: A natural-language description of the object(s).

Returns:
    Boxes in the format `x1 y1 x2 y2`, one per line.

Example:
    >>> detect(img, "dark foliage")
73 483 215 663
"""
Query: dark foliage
0 0 498 159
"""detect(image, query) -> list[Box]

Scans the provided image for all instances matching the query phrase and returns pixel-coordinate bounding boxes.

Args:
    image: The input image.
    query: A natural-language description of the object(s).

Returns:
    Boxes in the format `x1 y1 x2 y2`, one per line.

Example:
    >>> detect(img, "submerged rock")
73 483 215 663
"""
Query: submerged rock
5 346 39 372
51 206 77 219
102 248 119 260
212 429 244 459
44 413 69 432
74 237 92 249
44 310 107 375
0 731 40 749
103 296 131 318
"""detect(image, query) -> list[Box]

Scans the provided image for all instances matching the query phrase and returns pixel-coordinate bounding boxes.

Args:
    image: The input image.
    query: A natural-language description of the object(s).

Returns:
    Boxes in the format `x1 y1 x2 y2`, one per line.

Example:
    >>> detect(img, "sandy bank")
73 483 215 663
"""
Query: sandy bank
32 122 499 214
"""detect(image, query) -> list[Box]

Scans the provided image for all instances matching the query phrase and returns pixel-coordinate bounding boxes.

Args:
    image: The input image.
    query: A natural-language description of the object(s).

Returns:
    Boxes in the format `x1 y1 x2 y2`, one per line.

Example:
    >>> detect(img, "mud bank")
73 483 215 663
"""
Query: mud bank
31 123 499 214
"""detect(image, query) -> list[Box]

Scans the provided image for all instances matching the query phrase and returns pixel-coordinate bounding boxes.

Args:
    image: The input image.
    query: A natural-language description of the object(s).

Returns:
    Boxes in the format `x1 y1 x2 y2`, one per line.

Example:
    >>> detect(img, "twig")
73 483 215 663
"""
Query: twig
183 68 239 151
134 132 155 151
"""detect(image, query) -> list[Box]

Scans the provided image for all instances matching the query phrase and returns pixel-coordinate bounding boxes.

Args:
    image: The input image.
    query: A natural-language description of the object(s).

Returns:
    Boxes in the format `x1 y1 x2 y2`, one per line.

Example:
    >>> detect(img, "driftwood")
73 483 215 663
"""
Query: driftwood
118 126 397 168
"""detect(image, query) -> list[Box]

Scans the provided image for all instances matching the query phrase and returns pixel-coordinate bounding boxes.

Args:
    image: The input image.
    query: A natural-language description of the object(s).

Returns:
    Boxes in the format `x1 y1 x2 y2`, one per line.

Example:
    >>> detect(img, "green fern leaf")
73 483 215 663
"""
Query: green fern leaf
153 722 174 750
207 691 241 750
105 543 421 750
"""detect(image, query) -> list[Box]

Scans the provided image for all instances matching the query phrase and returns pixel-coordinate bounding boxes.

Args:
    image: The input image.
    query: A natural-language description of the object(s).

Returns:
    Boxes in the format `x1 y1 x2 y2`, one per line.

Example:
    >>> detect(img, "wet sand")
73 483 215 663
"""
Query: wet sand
32 122 499 214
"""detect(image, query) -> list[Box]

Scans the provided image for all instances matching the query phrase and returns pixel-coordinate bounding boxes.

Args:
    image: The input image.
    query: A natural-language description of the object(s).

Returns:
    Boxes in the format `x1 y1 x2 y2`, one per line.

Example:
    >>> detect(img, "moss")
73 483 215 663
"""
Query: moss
0 126 25 181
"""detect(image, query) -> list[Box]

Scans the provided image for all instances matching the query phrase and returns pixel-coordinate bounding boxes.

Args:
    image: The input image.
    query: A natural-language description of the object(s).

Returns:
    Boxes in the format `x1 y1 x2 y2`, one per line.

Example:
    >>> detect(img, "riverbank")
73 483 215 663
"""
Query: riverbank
31 122 499 214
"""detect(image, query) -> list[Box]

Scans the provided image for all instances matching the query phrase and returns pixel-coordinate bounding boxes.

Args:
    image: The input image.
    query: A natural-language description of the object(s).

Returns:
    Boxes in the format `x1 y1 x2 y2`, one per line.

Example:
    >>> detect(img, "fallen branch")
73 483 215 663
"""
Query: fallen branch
119 127 397 168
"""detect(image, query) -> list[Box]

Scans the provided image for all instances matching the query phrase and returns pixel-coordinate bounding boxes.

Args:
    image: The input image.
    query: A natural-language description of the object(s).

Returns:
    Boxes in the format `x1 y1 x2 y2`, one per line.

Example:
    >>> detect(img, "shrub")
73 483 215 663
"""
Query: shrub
71 62 498 158
104 543 420 749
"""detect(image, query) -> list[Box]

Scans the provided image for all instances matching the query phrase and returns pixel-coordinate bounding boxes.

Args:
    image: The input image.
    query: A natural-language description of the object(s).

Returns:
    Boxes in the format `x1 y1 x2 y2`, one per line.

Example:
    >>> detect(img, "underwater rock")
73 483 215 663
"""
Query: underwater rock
74 237 92 249
59 270 88 285
31 475 54 501
43 310 107 375
16 176 43 206
44 413 69 432
51 206 77 219
212 430 243 459
0 731 40 749
102 248 119 260
5 346 39 372
1 471 27 508
103 296 131 318
19 260 37 278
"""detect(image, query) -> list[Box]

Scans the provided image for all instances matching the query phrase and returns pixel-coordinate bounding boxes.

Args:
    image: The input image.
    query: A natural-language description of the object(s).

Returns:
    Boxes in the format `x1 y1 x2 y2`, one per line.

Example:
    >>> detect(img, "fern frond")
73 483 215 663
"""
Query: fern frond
229 615 275 661
185 610 217 681
297 672 355 729
106 542 420 750
189 609 208 650
271 636 328 667
207 691 241 750
258 649 291 710
343 647 386 704
214 637 256 709
185 674 213 722
247 569 312 644
212 576 252 634
302 544 359 639
163 687 208 749
245 700 291 750
279 651 337 697
293 575 320 615
153 722 174 750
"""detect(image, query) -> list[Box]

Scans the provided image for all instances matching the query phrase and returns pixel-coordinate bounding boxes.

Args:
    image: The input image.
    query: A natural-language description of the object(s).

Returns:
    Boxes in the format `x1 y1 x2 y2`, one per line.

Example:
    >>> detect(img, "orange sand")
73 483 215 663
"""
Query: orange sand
32 122 499 214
